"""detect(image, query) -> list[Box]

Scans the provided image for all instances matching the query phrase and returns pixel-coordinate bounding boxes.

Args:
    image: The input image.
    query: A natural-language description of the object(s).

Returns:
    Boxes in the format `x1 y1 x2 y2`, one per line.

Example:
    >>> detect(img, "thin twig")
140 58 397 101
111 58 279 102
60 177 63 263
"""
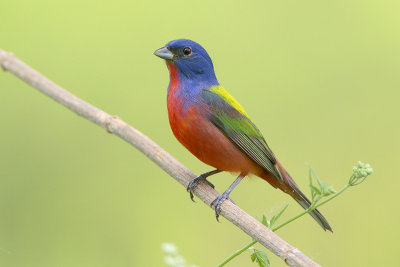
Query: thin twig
0 48 320 267
218 239 258 267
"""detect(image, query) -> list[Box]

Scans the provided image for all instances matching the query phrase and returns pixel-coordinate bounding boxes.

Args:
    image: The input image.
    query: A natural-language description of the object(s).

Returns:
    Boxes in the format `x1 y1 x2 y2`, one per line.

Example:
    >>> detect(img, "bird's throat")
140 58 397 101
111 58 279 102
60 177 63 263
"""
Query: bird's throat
167 62 180 90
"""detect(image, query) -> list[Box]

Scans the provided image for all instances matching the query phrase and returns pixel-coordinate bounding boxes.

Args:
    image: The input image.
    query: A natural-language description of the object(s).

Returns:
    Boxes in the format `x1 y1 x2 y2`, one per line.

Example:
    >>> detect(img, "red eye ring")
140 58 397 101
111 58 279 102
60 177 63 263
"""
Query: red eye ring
183 47 192 57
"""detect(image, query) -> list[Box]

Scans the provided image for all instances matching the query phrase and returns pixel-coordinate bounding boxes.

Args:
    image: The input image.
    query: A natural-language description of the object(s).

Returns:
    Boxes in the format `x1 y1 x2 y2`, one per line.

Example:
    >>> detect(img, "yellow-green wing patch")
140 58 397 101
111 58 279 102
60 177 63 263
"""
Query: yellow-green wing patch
210 85 249 118
202 87 281 180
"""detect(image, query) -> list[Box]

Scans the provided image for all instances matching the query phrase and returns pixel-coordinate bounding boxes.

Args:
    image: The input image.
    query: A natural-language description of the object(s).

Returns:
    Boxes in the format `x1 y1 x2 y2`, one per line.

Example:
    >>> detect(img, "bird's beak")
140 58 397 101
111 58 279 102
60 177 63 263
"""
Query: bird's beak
153 46 174 60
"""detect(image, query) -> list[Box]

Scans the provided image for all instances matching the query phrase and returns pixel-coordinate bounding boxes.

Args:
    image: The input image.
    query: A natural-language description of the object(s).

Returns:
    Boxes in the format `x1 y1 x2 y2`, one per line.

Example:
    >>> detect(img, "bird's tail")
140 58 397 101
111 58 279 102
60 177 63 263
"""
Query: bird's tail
263 160 333 232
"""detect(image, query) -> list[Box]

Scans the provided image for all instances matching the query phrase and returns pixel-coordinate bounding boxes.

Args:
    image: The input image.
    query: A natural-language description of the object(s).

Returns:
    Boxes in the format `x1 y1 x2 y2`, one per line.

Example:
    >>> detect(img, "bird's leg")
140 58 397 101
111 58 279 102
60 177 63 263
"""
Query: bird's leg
210 173 245 221
187 169 222 201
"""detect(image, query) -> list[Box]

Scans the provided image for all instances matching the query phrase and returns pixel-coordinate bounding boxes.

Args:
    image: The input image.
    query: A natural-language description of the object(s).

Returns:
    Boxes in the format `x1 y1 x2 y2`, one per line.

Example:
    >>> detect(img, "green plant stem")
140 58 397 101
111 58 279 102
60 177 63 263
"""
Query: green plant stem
218 183 351 266
218 240 257 267
272 184 350 232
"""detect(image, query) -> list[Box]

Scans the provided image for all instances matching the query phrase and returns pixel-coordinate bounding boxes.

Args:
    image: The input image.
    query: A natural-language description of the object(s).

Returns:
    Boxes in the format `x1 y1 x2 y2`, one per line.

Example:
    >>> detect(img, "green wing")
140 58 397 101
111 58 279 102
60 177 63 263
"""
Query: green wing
202 86 282 182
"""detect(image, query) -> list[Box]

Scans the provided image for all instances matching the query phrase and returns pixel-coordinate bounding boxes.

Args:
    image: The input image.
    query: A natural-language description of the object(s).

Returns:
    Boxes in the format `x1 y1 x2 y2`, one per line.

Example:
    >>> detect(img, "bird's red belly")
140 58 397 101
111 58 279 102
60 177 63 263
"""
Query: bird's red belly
168 103 261 175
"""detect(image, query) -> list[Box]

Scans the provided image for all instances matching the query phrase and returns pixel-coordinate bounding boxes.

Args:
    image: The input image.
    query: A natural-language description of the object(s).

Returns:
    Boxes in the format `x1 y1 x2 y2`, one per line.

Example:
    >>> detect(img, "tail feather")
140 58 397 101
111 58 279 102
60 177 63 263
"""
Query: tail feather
288 180 333 232
272 160 333 232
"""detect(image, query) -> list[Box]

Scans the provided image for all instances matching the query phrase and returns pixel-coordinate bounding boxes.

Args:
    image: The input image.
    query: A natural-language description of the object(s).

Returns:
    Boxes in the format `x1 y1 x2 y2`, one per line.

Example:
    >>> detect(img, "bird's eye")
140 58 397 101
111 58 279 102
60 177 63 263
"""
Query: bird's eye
183 47 192 56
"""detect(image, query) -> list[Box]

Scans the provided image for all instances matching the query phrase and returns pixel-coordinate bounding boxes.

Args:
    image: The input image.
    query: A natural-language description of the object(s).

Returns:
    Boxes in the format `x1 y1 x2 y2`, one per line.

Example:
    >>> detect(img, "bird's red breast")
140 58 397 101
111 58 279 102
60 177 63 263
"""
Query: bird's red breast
166 63 263 175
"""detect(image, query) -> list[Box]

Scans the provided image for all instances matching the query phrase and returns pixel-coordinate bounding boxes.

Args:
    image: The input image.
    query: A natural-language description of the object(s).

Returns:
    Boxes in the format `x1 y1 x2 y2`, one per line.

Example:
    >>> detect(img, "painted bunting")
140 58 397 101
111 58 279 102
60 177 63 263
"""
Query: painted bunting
154 39 332 231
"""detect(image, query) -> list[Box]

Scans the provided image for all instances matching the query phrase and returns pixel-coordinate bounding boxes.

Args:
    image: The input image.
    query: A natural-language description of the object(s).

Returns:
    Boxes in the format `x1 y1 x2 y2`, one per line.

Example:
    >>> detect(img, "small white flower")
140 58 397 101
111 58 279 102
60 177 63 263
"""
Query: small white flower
352 161 374 178
350 161 373 185
162 242 195 267
162 243 178 255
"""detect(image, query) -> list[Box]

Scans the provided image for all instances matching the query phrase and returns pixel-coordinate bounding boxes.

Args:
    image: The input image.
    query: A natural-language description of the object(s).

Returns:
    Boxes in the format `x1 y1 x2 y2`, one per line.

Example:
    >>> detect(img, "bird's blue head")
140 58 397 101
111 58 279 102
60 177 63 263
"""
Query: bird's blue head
154 39 218 86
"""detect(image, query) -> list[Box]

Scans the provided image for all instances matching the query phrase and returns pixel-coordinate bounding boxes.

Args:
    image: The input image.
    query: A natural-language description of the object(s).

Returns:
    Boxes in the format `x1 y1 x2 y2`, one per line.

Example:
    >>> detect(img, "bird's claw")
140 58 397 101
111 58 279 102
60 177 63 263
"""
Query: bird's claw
210 193 235 221
186 175 215 202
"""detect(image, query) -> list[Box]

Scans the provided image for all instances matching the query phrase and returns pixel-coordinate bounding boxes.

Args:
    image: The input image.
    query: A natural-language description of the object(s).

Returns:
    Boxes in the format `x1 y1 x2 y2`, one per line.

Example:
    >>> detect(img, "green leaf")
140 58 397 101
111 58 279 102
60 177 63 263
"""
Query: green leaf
308 164 337 201
308 165 313 186
308 166 319 199
257 214 271 228
321 181 328 192
311 167 323 189
257 205 288 229
262 215 269 227
269 204 289 227
251 252 257 262
327 186 336 194
250 249 270 267
310 184 321 196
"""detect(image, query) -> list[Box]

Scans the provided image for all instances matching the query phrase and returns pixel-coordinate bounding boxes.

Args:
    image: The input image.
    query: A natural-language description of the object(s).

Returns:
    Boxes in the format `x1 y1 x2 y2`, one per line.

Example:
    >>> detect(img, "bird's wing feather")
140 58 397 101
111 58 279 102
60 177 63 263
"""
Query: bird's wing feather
201 86 282 181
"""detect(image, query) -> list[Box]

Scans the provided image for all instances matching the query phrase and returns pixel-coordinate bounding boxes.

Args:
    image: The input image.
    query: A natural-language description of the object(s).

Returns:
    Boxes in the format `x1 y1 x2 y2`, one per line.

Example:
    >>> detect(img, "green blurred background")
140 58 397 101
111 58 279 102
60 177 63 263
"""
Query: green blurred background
1 0 399 266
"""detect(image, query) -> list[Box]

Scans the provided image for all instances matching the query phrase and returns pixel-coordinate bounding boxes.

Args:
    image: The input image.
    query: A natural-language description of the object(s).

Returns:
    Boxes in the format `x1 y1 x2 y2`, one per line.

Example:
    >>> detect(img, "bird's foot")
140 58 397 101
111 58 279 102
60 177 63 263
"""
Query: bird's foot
210 192 235 221
187 175 215 202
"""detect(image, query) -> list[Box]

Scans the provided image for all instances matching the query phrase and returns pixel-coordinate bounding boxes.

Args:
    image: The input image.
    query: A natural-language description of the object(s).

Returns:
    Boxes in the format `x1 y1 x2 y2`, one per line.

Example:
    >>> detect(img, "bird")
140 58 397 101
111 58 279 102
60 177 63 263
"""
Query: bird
154 39 332 231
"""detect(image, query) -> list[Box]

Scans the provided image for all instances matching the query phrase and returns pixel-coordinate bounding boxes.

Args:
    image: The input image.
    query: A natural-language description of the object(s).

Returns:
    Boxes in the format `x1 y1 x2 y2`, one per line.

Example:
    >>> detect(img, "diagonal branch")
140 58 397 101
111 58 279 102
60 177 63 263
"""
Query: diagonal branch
0 48 320 267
